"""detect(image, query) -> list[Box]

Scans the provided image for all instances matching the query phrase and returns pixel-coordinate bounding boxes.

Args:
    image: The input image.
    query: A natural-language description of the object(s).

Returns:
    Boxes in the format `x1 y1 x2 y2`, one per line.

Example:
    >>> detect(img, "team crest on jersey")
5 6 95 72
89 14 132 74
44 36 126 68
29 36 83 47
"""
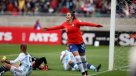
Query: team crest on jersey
72 24 75 26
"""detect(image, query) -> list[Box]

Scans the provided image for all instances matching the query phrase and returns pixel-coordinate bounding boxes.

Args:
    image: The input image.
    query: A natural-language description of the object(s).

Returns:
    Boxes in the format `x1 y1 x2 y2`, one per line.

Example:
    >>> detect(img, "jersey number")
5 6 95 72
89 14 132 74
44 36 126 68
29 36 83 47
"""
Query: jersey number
29 57 32 63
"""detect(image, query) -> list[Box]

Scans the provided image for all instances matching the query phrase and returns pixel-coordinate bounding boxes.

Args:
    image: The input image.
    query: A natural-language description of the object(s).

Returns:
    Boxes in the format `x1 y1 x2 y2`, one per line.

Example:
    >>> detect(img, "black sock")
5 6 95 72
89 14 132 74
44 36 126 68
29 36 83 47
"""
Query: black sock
0 66 8 75
85 71 88 75
87 64 91 69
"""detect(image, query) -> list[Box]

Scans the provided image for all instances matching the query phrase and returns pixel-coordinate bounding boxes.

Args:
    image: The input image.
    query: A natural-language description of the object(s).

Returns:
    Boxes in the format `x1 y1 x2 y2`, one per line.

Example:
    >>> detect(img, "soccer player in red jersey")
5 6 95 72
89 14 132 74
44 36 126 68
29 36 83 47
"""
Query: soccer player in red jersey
44 11 102 76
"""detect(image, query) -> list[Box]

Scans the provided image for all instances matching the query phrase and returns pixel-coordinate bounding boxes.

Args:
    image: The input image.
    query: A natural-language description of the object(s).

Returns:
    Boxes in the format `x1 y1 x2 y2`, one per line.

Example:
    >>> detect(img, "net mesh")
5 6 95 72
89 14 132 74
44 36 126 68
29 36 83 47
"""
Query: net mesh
114 0 136 71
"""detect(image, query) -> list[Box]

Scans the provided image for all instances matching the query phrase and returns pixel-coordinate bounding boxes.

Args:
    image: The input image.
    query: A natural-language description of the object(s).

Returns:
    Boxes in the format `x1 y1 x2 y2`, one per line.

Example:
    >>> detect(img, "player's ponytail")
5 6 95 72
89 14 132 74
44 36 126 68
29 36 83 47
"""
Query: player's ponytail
71 11 76 20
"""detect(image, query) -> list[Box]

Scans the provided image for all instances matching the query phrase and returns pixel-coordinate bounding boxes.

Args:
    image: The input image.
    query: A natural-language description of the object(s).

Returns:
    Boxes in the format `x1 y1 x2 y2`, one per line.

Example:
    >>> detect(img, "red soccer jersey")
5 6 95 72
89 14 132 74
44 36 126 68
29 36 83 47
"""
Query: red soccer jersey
46 19 100 44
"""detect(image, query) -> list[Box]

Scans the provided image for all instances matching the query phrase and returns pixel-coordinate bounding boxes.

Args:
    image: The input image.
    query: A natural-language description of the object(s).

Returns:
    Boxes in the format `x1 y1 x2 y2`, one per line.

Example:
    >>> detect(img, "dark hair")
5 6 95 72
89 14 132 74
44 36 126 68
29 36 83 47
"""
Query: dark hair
71 11 76 20
20 44 27 52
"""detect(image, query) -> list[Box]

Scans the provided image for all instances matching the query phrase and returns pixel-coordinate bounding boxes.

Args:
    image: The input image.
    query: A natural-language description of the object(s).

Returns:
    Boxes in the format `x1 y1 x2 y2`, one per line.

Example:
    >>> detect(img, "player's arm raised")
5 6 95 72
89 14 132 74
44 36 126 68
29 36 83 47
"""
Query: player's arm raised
77 21 103 28
44 24 64 31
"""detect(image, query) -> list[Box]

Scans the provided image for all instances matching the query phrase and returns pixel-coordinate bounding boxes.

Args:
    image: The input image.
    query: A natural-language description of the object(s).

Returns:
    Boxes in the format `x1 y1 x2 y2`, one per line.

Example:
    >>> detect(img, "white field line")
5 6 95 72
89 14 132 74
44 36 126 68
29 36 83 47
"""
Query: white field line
91 70 110 76
91 66 129 76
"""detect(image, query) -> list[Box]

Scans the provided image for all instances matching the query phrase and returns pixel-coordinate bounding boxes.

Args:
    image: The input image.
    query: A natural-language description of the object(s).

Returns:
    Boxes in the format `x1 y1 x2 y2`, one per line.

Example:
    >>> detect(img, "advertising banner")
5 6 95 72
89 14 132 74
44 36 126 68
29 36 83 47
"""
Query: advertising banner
0 26 135 46
0 26 62 44
62 31 136 46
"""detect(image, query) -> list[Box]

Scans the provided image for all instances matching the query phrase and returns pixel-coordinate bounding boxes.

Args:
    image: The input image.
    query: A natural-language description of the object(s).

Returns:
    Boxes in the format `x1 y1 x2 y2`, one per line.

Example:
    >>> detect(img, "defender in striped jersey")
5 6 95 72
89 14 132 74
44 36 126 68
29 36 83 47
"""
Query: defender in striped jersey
0 44 32 76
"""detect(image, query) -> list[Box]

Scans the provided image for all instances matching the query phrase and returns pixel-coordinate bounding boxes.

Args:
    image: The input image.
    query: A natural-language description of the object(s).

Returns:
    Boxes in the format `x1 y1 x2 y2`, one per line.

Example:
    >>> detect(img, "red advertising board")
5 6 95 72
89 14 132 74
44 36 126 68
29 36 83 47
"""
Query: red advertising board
0 26 62 44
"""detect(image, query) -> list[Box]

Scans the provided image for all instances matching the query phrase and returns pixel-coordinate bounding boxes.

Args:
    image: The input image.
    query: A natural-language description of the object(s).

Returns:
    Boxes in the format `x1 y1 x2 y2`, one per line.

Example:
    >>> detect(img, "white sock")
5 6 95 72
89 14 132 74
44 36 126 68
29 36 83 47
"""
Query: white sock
73 64 78 70
90 65 96 71
81 55 88 71
75 55 85 72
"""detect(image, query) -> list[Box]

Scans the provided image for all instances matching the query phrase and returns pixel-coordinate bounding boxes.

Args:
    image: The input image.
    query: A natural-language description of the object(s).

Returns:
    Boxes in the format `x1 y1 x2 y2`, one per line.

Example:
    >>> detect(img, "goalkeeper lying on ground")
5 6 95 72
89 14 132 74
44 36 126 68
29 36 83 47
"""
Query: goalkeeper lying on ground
32 57 48 71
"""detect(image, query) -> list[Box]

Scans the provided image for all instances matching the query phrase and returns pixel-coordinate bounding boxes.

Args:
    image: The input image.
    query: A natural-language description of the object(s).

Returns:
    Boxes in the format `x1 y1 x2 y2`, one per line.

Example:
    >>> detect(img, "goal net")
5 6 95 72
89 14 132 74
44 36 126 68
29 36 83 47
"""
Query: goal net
111 0 136 71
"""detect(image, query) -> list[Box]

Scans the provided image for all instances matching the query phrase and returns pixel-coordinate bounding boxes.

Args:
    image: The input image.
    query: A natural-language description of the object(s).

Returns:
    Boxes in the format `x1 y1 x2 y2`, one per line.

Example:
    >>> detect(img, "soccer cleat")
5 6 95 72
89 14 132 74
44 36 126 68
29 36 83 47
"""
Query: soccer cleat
85 71 88 76
96 64 101 72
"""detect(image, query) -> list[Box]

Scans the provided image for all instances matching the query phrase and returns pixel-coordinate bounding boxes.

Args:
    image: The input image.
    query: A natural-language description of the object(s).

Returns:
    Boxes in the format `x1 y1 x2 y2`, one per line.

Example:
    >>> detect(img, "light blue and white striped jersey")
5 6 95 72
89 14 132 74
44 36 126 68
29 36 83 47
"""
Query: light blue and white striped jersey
10 52 32 75
60 50 76 64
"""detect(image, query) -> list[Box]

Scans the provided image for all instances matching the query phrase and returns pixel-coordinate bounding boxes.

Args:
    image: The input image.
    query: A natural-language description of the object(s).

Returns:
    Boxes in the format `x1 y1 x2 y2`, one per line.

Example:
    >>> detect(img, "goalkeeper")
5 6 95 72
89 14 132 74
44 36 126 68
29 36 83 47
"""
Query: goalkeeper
32 57 48 71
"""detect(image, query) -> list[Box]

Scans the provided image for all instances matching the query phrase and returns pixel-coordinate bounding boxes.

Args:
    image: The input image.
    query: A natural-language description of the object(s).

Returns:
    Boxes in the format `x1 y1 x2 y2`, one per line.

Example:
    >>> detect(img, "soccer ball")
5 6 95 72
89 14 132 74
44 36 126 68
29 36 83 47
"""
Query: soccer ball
2 56 6 60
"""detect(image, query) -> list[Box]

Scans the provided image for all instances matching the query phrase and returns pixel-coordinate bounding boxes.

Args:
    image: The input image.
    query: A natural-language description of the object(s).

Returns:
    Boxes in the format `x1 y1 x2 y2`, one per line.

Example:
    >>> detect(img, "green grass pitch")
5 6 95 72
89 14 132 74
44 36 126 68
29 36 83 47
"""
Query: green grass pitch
0 44 128 76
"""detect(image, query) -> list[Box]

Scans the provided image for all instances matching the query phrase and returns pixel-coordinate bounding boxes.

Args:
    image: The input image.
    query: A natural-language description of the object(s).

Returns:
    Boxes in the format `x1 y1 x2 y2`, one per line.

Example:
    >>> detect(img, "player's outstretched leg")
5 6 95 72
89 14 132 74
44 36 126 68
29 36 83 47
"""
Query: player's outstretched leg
87 64 101 72
87 64 96 71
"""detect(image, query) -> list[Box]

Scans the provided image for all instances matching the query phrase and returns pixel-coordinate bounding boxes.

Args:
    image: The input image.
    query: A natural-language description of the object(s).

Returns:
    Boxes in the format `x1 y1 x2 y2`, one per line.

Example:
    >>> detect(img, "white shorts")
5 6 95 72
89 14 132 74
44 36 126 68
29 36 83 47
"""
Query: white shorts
63 63 71 70
63 63 79 71
10 66 28 76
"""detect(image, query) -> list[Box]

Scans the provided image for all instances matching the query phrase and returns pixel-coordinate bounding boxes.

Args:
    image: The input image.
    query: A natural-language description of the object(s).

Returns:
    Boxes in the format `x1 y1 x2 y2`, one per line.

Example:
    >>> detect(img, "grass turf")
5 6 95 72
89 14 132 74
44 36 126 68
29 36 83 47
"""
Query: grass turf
0 44 128 76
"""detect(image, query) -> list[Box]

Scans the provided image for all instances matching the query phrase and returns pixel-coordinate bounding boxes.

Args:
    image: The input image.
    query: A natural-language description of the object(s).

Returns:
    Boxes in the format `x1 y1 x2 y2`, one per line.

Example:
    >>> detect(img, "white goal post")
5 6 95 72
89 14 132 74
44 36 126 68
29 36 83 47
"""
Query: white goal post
109 0 117 71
